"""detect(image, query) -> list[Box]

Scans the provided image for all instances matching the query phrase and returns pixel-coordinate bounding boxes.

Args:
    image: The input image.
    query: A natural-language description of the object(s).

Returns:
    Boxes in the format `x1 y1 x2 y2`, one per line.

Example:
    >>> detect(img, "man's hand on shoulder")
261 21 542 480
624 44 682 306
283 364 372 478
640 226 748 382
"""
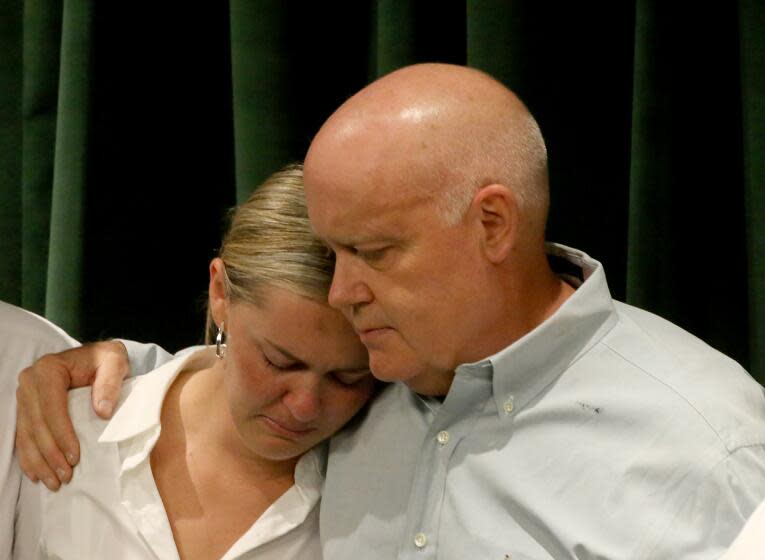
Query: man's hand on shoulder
15 340 131 490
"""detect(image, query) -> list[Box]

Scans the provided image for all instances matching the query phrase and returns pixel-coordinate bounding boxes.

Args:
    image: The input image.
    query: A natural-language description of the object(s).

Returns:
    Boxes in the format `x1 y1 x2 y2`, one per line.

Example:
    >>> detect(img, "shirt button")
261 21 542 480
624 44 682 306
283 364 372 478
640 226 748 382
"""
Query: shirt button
503 397 515 414
414 532 428 549
436 430 450 445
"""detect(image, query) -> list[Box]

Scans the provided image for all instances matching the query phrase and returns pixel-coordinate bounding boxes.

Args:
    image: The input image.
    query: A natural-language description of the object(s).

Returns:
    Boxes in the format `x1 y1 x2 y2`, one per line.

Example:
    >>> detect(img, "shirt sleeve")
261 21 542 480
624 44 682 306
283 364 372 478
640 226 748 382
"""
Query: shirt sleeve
12 473 44 559
120 340 176 377
650 444 765 559
120 340 203 377
0 303 78 560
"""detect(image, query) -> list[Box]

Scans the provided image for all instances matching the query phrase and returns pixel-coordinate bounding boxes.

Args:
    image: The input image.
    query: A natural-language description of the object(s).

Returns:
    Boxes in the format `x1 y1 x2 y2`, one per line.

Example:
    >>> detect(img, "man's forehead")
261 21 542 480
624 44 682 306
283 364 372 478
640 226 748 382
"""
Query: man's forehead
308 200 399 244
307 186 427 247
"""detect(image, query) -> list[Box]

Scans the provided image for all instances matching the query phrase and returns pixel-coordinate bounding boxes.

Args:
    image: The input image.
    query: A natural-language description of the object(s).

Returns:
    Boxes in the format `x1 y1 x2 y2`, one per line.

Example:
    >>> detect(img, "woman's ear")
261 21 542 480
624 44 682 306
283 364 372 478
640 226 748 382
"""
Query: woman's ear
208 257 229 327
472 183 519 264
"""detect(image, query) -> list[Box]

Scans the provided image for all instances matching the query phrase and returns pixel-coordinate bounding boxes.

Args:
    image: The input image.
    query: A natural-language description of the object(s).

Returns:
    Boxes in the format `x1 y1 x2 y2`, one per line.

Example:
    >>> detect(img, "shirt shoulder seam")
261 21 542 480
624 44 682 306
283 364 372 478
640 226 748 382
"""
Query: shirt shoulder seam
600 339 735 452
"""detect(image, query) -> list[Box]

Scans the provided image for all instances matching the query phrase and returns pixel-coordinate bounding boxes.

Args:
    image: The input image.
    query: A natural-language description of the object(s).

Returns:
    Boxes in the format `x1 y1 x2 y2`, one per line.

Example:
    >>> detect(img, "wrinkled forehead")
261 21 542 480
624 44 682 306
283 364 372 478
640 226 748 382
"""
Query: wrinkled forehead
306 137 446 209
308 181 431 248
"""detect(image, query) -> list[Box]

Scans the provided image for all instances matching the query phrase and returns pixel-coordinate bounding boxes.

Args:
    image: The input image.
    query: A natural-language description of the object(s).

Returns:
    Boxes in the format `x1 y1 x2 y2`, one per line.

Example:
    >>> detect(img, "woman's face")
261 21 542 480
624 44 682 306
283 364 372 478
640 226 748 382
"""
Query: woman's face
220 286 374 462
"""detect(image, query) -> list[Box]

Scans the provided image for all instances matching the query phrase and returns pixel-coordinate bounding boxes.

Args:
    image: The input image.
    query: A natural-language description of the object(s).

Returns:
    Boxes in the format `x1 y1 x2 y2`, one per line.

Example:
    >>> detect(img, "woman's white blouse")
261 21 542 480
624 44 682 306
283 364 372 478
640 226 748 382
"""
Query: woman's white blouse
16 348 325 559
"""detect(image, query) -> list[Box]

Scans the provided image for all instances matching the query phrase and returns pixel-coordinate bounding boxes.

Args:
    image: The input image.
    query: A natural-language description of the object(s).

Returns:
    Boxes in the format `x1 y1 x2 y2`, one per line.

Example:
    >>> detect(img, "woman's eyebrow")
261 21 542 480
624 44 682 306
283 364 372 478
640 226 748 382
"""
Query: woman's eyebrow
263 338 369 373
263 338 304 364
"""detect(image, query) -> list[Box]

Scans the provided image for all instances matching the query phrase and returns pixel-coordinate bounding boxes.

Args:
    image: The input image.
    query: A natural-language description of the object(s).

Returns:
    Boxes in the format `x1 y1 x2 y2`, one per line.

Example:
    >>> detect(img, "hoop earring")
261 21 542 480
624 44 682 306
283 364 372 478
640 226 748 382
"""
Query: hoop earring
215 322 227 359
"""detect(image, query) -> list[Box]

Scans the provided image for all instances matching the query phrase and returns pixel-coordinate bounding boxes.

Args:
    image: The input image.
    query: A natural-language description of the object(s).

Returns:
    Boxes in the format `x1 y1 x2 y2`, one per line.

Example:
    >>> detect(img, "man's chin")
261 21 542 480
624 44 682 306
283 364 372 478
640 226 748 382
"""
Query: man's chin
368 352 414 383
403 373 454 397
369 353 453 397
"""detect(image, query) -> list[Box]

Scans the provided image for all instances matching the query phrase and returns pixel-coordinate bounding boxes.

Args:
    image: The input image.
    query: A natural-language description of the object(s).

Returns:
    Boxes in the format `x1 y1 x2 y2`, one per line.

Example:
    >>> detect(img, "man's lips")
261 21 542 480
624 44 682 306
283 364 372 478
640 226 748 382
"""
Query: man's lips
357 326 394 344
259 416 316 438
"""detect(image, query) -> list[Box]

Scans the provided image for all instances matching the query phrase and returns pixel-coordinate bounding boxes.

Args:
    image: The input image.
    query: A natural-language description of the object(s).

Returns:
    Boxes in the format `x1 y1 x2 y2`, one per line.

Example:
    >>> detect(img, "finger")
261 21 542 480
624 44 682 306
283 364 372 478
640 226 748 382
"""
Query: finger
16 427 60 490
91 341 130 419
15 413 62 491
14 424 39 482
33 422 73 486
34 364 80 474
17 353 82 466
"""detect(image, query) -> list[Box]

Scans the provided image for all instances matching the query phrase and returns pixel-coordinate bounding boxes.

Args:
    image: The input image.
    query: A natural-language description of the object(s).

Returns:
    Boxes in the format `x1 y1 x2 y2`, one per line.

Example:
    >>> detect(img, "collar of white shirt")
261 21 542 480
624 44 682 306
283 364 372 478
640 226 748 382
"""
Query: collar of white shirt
99 347 326 559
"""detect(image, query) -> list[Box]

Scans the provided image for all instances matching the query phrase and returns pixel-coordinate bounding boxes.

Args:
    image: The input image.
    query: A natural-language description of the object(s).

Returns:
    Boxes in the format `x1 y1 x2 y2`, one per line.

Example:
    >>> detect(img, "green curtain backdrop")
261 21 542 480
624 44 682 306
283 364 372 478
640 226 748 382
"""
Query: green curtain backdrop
1 1 762 382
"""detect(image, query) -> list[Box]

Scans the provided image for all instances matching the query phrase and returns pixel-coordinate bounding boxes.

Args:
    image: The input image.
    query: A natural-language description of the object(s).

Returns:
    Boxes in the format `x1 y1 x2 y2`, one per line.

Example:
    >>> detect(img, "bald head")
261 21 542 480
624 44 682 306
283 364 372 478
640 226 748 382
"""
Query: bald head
305 63 549 235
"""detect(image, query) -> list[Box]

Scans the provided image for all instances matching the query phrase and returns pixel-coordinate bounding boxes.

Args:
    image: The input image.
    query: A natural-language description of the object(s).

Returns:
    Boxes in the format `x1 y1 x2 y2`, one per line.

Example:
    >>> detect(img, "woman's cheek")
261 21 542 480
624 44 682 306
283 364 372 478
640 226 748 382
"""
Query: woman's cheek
228 347 269 390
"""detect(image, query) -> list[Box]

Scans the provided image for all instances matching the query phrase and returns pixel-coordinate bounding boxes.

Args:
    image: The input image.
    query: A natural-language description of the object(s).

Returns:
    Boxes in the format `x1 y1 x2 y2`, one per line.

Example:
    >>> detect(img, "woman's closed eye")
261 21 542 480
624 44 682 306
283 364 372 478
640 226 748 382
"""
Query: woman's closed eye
262 352 301 371
332 370 372 386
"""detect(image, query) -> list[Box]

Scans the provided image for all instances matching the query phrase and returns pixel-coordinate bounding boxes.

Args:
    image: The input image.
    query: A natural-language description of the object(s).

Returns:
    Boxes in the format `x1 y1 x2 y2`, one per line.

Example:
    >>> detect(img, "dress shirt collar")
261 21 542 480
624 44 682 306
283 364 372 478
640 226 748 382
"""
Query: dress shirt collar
98 350 208 444
223 442 326 559
455 243 620 418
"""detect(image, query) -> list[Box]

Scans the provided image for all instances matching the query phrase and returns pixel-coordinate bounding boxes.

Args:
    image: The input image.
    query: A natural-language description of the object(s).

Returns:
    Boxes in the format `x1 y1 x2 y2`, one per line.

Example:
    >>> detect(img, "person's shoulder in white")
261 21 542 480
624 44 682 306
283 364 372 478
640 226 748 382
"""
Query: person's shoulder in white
18 348 324 559
17 357 171 559
0 301 78 560
0 300 78 358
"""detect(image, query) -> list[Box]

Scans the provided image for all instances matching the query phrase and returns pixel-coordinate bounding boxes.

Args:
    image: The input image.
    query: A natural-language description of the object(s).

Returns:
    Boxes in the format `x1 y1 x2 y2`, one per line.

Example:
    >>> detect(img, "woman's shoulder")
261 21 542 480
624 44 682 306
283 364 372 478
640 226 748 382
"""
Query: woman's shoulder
66 378 138 440
66 348 214 441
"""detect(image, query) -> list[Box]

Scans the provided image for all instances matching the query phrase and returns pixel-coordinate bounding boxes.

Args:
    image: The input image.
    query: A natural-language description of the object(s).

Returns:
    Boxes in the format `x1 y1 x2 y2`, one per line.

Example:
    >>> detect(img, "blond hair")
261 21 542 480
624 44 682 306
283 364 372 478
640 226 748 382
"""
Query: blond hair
205 163 333 343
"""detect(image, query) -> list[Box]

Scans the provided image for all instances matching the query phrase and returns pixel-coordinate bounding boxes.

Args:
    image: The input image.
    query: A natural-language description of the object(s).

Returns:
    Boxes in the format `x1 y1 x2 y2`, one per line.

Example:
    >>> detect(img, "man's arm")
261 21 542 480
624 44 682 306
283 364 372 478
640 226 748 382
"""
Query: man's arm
15 340 178 489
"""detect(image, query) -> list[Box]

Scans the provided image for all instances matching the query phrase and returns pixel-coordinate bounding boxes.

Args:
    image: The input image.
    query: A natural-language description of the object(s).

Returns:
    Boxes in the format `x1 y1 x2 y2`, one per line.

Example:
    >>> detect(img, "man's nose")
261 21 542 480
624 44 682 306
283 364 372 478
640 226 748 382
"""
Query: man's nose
328 253 373 310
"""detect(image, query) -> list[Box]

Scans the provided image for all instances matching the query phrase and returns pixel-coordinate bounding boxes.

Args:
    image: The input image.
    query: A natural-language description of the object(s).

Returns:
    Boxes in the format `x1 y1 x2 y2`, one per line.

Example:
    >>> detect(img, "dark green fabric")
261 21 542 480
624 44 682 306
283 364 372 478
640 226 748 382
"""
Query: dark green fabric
0 0 23 305
740 0 765 376
1 1 762 382
467 2 636 301
45 0 92 336
628 1 750 366
22 0 63 314
230 0 296 202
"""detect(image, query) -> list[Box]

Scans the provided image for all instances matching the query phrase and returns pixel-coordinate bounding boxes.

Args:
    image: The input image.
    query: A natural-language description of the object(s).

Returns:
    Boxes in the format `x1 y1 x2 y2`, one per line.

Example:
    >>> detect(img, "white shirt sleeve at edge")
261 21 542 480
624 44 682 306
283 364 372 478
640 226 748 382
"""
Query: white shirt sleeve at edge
120 339 202 377
0 301 78 560
719 498 765 560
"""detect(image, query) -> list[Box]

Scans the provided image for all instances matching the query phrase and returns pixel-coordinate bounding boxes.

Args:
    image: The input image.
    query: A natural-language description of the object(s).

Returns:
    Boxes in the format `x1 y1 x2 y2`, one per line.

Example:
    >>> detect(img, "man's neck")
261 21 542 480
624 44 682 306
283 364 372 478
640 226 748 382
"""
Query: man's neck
406 369 456 397
405 267 576 399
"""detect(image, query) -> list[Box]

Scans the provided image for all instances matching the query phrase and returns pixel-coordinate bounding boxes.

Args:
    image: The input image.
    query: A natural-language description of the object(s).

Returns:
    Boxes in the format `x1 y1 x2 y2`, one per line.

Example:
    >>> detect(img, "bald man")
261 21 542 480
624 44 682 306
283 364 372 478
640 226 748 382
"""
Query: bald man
304 64 765 559
15 64 765 559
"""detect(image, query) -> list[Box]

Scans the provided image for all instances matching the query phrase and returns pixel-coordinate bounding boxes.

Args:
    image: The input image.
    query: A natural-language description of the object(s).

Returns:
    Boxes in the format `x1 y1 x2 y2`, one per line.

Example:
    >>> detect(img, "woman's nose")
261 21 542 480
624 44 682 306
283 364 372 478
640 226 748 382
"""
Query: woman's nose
282 375 322 423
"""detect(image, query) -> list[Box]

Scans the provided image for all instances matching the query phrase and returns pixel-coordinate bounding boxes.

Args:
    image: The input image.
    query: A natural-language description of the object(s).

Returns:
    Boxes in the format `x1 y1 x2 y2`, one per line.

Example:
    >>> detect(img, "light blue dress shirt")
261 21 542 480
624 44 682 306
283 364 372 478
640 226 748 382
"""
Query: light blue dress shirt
122 244 765 559
320 244 765 559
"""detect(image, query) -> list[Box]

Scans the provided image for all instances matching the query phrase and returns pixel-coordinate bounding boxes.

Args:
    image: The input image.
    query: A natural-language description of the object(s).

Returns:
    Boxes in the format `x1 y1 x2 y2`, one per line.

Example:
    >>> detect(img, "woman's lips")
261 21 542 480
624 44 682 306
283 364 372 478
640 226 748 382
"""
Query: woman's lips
260 416 316 438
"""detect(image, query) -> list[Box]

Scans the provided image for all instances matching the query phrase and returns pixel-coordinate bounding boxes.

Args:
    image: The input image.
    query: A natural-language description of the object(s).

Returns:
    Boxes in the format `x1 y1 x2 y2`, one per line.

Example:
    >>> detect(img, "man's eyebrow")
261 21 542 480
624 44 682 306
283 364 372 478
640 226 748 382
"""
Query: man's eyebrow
334 235 401 249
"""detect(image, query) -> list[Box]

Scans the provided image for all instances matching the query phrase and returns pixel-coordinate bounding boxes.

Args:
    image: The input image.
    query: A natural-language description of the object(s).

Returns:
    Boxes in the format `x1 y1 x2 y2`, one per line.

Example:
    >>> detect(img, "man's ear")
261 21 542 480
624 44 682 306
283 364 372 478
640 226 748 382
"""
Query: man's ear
472 184 519 264
208 257 229 327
